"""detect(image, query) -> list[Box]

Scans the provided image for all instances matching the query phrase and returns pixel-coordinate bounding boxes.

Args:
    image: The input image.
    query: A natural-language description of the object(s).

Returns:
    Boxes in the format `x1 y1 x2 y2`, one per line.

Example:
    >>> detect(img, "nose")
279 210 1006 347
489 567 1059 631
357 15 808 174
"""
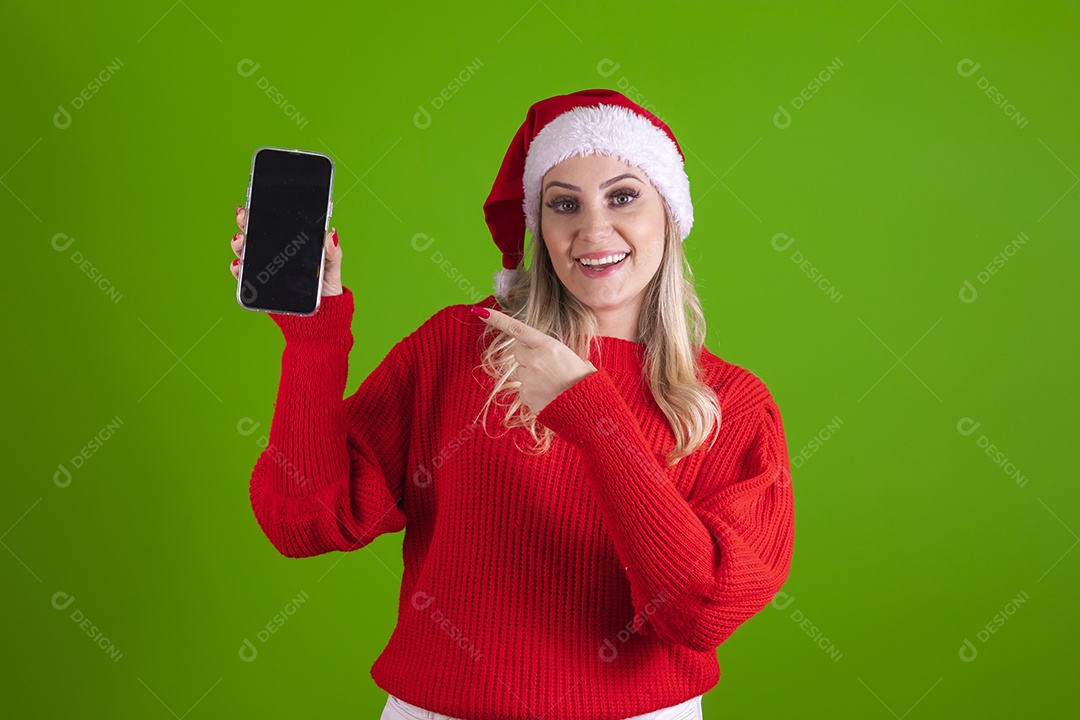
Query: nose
576 201 612 243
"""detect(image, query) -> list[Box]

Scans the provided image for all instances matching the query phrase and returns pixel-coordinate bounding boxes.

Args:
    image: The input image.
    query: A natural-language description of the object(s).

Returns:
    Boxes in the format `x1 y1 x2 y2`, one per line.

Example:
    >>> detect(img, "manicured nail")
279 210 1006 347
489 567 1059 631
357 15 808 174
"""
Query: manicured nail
236 206 243 216
232 258 240 267
470 306 489 319
331 228 338 247
233 232 242 242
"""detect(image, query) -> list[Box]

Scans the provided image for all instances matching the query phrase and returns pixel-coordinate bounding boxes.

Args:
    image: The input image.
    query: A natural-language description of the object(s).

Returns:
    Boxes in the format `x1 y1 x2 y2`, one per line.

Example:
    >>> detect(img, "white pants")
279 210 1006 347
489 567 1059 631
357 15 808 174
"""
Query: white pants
380 692 703 720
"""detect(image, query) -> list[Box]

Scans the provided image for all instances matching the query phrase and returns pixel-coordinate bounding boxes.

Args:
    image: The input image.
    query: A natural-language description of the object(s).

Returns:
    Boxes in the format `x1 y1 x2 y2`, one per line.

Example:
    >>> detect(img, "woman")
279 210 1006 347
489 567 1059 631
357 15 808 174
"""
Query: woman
229 89 795 720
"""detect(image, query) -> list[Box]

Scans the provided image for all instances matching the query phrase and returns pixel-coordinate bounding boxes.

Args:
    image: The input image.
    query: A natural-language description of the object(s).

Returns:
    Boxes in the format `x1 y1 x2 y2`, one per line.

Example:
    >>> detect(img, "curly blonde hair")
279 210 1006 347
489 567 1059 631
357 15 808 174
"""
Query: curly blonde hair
475 197 722 466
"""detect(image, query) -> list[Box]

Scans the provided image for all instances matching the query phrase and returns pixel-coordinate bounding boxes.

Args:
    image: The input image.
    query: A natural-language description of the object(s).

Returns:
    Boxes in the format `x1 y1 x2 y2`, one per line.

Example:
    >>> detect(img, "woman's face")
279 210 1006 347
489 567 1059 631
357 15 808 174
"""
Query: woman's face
540 153 666 335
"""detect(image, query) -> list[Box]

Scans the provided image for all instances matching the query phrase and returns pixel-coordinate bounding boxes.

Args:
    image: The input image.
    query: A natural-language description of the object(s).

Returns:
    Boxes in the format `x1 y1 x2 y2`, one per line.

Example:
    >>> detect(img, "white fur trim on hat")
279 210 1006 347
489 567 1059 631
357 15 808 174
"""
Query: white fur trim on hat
522 104 693 243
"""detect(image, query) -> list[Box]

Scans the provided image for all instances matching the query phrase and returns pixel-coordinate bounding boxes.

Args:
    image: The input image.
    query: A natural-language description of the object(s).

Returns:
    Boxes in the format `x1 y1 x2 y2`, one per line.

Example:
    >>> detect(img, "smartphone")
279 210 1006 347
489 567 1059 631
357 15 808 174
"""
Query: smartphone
236 146 335 316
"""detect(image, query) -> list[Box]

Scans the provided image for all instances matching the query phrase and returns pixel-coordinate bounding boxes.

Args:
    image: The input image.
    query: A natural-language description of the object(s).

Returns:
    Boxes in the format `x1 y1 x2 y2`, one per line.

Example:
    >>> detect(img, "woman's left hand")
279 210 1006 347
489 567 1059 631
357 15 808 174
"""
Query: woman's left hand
471 306 597 415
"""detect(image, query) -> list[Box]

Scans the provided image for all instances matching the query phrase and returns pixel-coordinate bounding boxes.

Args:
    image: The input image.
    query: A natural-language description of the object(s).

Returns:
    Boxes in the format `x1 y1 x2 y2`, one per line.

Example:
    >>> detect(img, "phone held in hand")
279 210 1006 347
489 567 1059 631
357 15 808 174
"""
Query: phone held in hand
236 146 335 316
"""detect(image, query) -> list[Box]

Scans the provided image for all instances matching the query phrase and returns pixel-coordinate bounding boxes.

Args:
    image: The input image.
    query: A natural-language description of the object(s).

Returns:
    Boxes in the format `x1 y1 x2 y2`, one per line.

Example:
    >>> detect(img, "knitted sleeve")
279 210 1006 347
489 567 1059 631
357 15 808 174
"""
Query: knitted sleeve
248 287 410 558
536 368 794 652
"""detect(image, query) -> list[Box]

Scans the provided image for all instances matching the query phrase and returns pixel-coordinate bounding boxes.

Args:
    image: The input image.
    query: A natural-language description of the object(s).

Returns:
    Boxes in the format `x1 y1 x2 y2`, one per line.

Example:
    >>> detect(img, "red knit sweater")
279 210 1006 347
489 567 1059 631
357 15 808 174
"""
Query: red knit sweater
249 287 795 720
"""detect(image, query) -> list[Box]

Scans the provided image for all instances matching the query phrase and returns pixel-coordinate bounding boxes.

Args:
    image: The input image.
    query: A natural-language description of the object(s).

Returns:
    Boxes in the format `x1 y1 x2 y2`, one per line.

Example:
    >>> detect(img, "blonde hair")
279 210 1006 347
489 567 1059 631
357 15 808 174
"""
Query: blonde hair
475 197 722 466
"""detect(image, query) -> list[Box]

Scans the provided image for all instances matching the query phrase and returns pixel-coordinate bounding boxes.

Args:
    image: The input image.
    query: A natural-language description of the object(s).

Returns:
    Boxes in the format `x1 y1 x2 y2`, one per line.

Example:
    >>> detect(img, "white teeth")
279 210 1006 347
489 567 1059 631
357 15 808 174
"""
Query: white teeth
578 252 628 267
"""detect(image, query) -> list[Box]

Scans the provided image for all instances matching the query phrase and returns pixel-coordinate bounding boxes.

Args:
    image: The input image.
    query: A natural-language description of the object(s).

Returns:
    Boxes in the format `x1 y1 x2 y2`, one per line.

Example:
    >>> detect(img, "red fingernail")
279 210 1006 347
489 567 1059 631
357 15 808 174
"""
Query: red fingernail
470 306 489 319
232 258 240 267
332 228 338 247
236 206 243 216
233 232 242 242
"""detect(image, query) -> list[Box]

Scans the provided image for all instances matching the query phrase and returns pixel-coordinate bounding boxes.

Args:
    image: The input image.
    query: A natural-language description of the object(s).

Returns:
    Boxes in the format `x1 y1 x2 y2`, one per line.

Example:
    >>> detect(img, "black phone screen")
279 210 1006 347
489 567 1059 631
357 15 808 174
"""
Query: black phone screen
238 147 334 316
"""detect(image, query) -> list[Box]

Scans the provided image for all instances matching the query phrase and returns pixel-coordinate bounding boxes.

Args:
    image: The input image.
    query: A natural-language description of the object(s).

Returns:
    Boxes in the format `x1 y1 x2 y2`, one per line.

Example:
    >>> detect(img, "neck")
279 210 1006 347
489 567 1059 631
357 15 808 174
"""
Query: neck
590 296 642 342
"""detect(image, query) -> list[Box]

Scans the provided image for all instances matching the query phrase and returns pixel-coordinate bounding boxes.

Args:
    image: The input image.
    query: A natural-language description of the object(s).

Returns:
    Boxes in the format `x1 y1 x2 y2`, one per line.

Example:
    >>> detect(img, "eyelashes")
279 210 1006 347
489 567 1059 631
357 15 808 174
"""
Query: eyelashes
544 188 641 214
612 188 641 205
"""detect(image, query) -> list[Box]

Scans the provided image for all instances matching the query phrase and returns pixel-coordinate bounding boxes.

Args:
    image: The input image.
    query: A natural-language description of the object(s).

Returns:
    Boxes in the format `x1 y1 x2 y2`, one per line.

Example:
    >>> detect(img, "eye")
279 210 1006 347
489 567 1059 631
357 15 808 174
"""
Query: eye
611 188 640 206
545 197 578 213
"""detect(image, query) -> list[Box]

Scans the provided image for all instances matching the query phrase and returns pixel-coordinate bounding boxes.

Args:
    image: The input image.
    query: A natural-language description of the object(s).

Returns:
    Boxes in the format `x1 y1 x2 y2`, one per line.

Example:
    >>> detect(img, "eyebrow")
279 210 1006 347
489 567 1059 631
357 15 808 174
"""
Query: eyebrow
543 173 643 193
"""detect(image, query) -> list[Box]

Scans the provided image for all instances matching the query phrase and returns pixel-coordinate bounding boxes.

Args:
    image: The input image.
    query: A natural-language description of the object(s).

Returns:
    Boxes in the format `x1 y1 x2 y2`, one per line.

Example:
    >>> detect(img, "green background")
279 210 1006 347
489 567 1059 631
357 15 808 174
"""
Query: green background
4 1 1078 717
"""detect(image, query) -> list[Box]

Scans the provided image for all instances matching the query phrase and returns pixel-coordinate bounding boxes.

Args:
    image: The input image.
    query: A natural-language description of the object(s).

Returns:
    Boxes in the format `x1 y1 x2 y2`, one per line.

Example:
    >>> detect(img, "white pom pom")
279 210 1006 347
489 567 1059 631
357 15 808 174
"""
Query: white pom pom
493 268 518 304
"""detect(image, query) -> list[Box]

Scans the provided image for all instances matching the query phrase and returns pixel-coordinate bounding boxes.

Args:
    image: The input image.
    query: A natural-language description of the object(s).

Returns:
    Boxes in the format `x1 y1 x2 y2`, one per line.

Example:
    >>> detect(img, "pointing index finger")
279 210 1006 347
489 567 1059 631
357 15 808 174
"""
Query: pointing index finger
474 306 546 348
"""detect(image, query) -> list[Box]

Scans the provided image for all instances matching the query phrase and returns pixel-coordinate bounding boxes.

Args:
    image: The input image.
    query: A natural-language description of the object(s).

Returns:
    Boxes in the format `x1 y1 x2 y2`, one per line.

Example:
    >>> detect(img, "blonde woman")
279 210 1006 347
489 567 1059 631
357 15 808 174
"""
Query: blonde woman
231 89 795 720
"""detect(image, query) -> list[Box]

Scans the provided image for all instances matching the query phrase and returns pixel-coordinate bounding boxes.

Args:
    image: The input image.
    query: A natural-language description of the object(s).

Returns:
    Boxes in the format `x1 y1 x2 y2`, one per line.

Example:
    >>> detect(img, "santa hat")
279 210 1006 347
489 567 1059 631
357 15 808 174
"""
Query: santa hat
483 88 693 302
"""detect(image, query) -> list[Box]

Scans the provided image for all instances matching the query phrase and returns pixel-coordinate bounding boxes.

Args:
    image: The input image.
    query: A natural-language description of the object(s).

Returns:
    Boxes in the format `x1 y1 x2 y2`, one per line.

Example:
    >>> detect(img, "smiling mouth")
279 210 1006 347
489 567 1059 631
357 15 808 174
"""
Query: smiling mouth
576 251 630 270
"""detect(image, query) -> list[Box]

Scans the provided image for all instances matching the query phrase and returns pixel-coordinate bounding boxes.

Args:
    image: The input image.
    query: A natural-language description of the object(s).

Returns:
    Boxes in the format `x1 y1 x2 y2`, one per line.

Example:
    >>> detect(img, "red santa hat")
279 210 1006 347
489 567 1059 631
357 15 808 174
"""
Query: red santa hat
483 88 693 302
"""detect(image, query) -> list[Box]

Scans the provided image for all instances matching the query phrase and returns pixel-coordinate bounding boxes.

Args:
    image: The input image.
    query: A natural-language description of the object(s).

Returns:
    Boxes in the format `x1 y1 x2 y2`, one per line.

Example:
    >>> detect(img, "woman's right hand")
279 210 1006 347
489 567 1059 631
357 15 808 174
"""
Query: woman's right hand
229 206 344 297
